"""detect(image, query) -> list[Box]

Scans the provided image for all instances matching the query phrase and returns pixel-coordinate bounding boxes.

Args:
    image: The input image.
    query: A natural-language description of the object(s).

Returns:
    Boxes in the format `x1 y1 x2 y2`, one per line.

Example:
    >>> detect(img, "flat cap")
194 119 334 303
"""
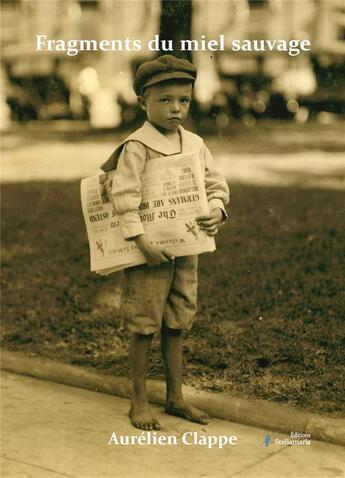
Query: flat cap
133 55 197 96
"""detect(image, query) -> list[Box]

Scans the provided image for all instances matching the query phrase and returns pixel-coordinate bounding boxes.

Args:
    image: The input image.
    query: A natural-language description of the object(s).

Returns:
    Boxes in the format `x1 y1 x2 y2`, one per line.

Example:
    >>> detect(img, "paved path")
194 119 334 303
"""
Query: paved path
2 137 345 189
1 371 344 478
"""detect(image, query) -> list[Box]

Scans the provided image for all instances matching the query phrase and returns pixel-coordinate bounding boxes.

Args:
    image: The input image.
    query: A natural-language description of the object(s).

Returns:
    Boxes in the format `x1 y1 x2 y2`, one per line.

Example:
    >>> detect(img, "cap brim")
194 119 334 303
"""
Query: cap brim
142 71 195 93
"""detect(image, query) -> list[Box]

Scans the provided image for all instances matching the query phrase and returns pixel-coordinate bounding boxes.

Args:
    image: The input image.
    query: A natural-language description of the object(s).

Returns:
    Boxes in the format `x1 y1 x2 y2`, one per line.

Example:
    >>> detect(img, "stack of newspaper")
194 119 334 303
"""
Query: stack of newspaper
80 150 215 275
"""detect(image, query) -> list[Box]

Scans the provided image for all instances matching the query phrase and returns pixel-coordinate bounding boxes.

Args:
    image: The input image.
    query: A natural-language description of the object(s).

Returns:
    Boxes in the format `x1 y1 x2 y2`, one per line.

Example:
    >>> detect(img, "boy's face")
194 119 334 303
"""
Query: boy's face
139 81 193 132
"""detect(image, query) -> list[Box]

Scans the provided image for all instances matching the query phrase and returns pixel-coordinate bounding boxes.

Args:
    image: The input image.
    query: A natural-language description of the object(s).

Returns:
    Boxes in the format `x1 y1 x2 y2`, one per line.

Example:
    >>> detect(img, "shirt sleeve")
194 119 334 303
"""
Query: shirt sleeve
202 143 230 219
111 141 147 239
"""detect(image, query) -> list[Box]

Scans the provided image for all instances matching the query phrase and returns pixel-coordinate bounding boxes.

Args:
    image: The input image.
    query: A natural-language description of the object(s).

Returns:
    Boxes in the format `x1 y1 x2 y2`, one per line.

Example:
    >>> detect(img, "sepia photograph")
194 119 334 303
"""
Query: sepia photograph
1 0 345 477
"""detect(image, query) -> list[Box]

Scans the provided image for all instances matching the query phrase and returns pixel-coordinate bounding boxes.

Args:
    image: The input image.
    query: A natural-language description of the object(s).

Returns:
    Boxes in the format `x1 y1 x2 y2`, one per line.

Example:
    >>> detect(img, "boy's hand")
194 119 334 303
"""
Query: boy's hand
196 208 224 236
143 246 175 266
134 235 175 266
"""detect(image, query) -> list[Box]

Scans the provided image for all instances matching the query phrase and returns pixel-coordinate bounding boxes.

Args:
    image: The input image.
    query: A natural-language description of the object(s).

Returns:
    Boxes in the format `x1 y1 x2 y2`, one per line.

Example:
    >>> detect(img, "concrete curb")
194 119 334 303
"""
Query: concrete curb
1 349 345 447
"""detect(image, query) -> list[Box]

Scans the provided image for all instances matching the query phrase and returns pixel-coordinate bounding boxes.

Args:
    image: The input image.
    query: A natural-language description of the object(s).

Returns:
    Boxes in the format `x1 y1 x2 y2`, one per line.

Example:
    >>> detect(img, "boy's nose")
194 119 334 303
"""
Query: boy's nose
171 101 180 112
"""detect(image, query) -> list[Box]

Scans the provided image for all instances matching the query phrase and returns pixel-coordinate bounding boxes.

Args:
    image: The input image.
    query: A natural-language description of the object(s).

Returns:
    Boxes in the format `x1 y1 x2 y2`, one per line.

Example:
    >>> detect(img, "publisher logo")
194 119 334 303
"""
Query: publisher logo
260 432 311 447
260 434 272 447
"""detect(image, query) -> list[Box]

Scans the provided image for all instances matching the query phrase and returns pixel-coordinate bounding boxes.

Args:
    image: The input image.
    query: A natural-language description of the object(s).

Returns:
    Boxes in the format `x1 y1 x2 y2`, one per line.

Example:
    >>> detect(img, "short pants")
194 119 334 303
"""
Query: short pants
121 255 198 335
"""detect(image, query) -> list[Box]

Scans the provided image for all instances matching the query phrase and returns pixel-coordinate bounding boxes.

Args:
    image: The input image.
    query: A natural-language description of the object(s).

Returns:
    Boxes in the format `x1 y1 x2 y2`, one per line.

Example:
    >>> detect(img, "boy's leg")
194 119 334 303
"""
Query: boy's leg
161 325 209 424
129 332 161 430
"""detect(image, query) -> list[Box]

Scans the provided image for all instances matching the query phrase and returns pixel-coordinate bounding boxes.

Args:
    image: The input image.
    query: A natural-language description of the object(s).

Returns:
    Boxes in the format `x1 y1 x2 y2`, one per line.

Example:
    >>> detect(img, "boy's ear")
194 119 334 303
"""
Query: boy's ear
137 96 147 111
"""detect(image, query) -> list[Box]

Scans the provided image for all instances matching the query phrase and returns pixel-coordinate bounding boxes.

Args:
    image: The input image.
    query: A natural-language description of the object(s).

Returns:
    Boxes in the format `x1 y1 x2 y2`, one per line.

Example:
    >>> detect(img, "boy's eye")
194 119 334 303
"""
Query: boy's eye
160 98 169 103
181 98 191 104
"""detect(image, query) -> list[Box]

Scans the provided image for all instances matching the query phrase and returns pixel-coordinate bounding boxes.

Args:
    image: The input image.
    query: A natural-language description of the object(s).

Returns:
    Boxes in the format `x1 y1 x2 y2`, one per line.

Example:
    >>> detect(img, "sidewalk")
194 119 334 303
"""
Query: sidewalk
1 371 344 478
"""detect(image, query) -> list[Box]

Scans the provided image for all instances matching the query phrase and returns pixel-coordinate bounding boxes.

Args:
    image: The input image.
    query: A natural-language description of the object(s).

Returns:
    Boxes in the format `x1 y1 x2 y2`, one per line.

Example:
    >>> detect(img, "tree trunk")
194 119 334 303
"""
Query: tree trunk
159 0 192 60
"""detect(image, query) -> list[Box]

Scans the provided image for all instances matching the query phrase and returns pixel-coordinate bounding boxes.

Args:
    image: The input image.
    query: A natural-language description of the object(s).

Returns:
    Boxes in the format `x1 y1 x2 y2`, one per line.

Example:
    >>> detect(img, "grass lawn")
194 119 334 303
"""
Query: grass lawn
1 181 344 417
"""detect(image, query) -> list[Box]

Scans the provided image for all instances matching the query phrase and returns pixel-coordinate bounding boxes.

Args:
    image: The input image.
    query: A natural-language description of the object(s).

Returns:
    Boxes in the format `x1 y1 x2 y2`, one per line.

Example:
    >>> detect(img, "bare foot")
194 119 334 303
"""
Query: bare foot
165 400 210 424
129 401 161 431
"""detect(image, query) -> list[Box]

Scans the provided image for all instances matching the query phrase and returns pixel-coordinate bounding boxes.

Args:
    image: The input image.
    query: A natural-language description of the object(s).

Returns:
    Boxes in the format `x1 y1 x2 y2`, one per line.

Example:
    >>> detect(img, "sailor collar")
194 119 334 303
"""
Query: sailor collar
101 121 203 172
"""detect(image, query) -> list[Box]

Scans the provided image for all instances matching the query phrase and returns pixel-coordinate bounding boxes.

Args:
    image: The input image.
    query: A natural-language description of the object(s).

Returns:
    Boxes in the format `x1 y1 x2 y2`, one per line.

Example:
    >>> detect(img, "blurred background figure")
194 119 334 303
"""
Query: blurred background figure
1 0 344 130
192 0 344 129
0 0 160 127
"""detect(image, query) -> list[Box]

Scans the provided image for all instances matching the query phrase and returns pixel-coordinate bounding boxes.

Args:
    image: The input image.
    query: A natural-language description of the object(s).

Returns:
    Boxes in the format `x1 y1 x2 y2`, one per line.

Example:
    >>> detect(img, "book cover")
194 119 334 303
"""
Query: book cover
1 1 344 477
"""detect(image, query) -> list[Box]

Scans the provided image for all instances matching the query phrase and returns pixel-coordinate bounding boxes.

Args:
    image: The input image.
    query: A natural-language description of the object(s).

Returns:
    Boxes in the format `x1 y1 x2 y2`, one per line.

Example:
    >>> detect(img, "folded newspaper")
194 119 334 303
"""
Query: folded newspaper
81 150 216 274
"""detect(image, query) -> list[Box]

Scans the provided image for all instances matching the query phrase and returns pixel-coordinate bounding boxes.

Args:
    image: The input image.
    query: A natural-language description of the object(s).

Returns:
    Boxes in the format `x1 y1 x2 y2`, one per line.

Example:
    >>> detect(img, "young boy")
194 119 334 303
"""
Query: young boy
101 55 229 431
